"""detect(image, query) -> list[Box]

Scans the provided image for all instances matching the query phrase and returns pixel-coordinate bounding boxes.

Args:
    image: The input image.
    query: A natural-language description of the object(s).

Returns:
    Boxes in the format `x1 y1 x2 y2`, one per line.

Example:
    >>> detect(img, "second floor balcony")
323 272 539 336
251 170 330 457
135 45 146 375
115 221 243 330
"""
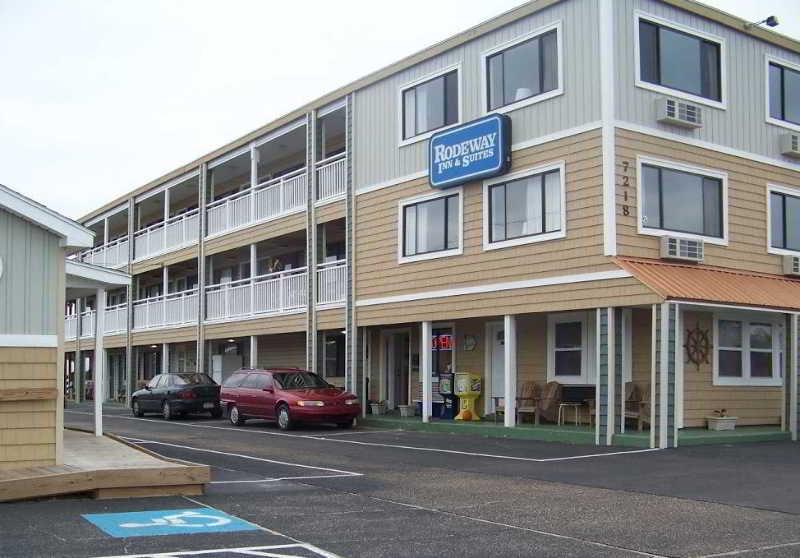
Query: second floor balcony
205 267 308 322
78 235 129 268
317 259 346 305
133 209 200 262
315 153 347 202
132 288 199 330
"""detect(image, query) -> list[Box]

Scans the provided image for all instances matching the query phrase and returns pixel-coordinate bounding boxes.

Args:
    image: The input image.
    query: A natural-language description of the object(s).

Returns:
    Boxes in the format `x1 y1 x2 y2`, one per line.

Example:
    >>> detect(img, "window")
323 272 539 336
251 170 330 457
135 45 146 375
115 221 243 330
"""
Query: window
402 69 459 141
319 332 345 378
639 160 725 241
486 27 559 111
222 373 247 388
400 192 461 261
487 167 563 246
547 312 596 384
769 188 800 253
768 60 800 127
432 326 454 379
637 15 723 104
714 315 782 386
241 374 269 390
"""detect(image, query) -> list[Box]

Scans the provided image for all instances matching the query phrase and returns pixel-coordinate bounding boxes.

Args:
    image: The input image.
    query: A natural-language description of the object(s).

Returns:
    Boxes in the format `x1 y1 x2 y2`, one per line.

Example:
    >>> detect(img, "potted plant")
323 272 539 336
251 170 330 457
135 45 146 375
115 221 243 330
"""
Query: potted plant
706 409 737 431
370 400 386 416
398 403 415 418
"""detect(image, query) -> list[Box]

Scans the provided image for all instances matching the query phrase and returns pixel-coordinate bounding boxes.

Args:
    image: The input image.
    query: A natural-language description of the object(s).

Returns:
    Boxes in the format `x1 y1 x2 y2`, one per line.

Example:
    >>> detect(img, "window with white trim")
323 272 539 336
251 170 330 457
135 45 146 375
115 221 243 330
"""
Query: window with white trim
714 315 782 386
769 189 800 252
547 312 596 384
638 17 722 102
488 168 562 244
486 28 558 111
769 61 800 127
402 70 458 140
640 162 724 239
400 192 460 260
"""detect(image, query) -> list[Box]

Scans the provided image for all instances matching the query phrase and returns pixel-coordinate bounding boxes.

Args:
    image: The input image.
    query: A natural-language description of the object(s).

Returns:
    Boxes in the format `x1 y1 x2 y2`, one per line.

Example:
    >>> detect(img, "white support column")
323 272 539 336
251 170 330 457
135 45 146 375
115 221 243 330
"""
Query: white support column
362 328 370 419
250 243 257 314
163 188 170 251
162 265 169 325
606 308 616 446
94 288 106 437
791 314 798 442
162 343 169 374
650 304 657 449
421 321 432 423
503 314 517 428
250 143 258 223
249 335 258 369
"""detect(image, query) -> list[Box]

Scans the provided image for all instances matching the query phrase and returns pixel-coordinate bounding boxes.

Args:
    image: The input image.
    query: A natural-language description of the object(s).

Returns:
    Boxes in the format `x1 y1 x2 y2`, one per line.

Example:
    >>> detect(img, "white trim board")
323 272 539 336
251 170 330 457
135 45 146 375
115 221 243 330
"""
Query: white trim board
615 121 800 173
0 334 58 348
356 269 633 307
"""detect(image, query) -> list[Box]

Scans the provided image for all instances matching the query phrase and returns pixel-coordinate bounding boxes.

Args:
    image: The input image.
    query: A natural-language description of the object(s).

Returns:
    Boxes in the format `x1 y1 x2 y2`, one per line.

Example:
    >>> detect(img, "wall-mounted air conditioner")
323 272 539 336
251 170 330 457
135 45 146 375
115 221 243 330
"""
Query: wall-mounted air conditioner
656 98 703 129
784 255 800 277
660 236 704 263
780 133 800 159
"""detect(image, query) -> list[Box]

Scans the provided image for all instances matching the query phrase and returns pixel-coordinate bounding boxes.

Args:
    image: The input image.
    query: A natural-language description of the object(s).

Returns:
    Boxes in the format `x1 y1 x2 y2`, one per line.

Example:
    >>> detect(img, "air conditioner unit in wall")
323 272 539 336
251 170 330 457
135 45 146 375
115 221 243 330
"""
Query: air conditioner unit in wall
655 98 703 129
660 237 704 263
784 255 800 276
780 133 800 159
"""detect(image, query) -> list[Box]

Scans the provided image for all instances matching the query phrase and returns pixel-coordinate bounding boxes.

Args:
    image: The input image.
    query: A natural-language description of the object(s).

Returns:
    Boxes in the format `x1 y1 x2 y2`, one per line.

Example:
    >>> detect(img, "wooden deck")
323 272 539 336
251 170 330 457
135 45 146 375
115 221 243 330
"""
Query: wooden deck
0 429 210 502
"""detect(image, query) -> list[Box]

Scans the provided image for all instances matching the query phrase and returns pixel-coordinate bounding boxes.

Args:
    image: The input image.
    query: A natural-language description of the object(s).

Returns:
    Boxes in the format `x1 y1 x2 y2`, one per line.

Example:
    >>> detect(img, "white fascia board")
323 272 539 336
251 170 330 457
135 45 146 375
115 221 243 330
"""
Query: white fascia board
66 260 131 287
0 183 93 248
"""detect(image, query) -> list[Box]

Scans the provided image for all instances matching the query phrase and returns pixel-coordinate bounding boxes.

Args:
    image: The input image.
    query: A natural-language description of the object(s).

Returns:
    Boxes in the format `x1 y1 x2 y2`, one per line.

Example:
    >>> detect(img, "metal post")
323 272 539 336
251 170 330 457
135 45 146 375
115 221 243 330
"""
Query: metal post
94 288 106 436
421 321 432 423
503 314 517 428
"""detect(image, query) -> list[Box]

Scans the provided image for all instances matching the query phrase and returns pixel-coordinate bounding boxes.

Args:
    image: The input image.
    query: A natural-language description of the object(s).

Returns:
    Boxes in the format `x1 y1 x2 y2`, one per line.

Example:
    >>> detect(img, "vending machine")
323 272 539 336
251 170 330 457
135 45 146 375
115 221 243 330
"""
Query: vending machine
438 372 458 420
454 372 482 421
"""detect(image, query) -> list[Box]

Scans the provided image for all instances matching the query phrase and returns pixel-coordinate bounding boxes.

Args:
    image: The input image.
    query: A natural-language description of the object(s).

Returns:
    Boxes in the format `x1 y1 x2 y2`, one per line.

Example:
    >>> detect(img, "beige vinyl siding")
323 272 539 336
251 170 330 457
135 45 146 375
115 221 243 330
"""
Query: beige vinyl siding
204 212 306 257
631 308 652 389
103 334 127 349
682 311 782 427
357 276 660 326
132 325 198 346
64 340 78 353
256 332 306 369
0 348 58 469
355 130 609 302
317 307 345 330
615 129 800 275
204 313 305 340
316 200 345 224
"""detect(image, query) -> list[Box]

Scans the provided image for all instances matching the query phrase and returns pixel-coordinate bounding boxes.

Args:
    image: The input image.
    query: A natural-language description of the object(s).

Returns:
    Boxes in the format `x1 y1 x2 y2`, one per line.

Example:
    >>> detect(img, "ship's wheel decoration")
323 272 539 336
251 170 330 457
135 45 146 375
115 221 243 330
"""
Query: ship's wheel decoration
684 322 710 371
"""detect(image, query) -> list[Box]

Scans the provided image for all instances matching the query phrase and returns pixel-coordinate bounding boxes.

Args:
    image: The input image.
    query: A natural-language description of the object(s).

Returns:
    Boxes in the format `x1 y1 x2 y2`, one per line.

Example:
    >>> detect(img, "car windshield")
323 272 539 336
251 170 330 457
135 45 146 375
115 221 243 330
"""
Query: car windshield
272 371 330 390
172 373 216 386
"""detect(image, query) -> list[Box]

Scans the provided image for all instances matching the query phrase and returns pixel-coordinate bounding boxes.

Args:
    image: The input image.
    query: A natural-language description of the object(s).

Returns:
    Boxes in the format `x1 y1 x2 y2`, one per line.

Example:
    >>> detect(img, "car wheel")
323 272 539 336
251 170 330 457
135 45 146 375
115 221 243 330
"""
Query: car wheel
276 404 292 430
229 404 245 426
336 419 354 429
210 407 223 419
162 401 173 421
132 399 144 417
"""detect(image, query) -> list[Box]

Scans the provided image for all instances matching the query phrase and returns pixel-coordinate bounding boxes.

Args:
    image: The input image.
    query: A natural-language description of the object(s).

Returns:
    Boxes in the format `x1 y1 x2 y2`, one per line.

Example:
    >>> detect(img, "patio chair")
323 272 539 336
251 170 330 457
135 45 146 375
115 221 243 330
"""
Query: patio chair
492 381 540 424
538 381 563 424
559 385 595 426
625 383 651 431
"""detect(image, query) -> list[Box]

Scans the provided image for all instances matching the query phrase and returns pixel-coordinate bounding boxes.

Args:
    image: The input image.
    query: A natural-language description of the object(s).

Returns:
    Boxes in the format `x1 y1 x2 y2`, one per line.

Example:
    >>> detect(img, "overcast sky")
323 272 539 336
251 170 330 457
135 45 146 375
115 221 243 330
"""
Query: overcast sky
1 0 798 220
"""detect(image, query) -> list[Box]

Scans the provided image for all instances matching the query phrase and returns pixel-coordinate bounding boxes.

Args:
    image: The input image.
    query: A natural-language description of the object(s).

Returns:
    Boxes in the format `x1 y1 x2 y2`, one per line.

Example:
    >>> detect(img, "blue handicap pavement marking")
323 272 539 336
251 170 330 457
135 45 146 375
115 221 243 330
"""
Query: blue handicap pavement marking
82 508 260 538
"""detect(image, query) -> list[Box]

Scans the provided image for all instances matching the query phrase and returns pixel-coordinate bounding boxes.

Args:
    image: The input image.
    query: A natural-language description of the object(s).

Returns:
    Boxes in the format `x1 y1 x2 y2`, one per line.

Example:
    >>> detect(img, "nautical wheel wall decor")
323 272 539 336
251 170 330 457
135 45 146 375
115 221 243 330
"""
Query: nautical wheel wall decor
684 322 710 370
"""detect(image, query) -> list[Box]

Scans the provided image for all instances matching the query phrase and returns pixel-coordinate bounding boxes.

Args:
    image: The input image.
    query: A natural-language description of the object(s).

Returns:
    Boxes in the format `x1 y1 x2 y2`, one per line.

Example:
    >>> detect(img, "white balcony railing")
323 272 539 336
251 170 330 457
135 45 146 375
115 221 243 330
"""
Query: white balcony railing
104 304 128 335
315 153 347 201
79 236 129 269
80 310 96 338
133 209 199 261
205 268 307 321
317 259 346 305
206 170 307 237
65 315 78 340
132 288 198 330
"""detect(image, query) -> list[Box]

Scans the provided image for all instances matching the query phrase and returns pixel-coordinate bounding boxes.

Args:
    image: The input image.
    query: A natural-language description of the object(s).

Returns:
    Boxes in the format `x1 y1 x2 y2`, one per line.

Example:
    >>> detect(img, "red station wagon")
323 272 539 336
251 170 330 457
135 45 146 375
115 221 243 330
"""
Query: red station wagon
220 368 360 430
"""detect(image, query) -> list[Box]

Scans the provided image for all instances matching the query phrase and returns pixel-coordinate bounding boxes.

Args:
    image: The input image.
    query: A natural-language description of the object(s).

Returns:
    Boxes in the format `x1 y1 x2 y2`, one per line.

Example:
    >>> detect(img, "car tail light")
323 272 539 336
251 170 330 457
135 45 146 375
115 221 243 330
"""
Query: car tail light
177 390 197 400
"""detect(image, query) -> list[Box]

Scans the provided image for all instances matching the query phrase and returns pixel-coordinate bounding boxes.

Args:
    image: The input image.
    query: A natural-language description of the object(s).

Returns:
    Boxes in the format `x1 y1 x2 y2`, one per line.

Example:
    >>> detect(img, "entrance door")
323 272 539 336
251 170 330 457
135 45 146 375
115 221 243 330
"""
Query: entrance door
487 323 505 415
382 331 410 410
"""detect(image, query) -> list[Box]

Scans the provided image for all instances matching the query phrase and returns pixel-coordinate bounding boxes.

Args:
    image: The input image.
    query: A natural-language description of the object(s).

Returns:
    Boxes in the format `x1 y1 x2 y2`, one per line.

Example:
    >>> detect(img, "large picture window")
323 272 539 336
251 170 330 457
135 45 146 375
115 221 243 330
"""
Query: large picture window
547 312 595 385
640 162 724 239
770 189 800 253
768 60 800 127
638 16 722 103
402 70 459 141
486 28 559 111
401 193 460 260
486 165 564 248
715 315 782 386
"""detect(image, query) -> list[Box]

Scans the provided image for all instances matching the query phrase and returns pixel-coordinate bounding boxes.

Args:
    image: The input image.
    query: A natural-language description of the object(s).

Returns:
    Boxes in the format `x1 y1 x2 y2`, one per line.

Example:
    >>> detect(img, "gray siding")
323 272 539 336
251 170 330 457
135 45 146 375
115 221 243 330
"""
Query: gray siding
614 0 800 162
0 208 61 335
354 0 601 190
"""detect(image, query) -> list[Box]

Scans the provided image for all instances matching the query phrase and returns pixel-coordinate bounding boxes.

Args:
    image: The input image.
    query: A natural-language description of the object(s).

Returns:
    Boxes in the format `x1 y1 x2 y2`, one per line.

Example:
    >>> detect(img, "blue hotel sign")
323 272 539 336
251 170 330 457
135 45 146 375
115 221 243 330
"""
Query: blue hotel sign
429 114 511 189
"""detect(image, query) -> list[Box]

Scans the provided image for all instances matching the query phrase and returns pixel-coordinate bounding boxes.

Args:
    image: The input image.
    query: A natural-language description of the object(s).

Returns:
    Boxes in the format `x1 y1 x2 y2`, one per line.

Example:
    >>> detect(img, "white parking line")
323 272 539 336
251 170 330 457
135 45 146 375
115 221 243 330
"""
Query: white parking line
121 437 363 478
67 410 662 463
92 545 338 558
698 540 800 557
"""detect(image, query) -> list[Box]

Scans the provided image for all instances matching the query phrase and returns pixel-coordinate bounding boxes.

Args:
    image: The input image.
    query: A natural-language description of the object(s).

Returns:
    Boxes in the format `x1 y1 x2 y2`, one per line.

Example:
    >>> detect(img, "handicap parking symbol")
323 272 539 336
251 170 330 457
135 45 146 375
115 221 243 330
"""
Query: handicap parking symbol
82 508 259 538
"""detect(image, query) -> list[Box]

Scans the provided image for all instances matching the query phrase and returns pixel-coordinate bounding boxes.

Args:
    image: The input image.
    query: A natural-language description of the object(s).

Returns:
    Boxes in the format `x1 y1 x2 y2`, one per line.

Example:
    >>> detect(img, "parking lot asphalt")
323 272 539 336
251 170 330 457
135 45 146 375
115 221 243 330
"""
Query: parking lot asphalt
2 404 799 558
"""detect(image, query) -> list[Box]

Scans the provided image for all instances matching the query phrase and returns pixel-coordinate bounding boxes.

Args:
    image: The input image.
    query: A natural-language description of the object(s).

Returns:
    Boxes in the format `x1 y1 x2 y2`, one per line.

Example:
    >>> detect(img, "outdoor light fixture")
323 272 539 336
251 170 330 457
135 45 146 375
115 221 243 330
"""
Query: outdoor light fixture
744 15 779 29
150 344 158 348
227 339 236 343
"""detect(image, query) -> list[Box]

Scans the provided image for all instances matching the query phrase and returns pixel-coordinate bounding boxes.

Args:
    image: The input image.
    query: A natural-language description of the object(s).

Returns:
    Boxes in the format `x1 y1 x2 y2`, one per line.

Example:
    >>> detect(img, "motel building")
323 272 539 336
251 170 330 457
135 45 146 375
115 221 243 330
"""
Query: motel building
63 0 800 449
